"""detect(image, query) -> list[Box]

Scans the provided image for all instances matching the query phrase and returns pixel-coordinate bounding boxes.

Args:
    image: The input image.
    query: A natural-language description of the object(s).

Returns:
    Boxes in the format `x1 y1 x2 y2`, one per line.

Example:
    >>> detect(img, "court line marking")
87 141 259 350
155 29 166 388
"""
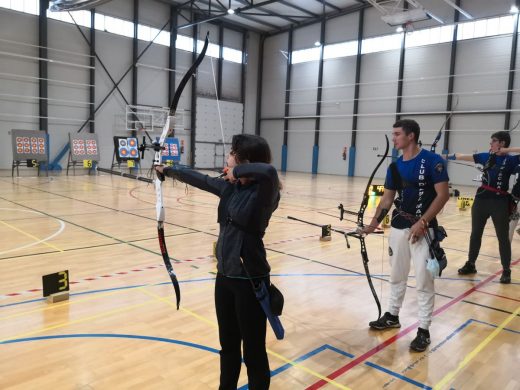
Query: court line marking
305 258 520 389
1 333 220 353
383 318 520 388
433 305 520 389
237 344 430 390
0 208 65 254
138 287 351 390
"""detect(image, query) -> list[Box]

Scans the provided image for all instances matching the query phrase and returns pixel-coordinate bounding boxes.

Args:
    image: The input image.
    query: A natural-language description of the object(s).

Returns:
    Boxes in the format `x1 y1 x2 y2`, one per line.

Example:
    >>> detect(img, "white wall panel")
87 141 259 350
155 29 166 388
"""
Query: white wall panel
289 62 319 117
358 50 400 115
352 118 391 179
318 118 352 175
138 0 170 28
261 33 288 118
260 120 284 169
326 12 359 43
320 56 357 116
221 62 241 101
402 43 451 113
136 42 169 107
454 35 512 111
244 32 259 134
286 119 314 172
293 23 320 51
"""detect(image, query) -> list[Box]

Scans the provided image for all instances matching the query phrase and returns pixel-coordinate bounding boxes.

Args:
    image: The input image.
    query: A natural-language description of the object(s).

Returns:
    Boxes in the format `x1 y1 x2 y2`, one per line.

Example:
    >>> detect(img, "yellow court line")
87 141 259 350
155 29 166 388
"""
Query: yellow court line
433 305 520 390
0 219 64 252
139 287 352 390
1 299 155 343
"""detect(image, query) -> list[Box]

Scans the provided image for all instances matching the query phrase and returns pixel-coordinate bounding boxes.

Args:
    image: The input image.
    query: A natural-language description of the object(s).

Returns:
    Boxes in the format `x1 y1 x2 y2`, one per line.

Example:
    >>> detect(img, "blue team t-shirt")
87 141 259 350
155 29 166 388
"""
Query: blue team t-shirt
385 149 449 229
473 153 520 198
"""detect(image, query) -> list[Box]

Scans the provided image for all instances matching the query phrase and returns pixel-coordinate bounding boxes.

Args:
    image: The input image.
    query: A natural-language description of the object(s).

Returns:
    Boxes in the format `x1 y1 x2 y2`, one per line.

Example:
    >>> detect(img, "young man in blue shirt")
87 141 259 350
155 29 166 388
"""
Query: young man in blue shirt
449 131 520 284
363 119 450 352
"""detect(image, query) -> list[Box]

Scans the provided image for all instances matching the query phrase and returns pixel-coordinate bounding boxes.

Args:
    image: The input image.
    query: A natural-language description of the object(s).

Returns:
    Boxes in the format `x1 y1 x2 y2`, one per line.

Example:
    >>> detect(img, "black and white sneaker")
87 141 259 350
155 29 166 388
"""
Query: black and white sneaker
410 328 431 352
369 312 401 330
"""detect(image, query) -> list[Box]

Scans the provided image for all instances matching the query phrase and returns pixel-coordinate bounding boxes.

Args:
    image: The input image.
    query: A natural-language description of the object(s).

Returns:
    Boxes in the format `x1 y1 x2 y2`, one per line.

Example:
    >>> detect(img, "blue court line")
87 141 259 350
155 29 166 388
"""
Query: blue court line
238 344 429 390
0 277 215 309
3 319 518 389
1 333 220 354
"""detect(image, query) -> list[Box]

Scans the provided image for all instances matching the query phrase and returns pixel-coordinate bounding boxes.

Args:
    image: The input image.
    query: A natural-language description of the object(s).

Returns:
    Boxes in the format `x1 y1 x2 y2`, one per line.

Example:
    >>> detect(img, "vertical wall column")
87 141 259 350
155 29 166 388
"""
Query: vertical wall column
89 10 96 133
241 31 247 106
395 33 406 121
169 6 178 104
217 23 224 100
443 1 461 154
348 8 364 177
39 0 49 133
312 16 326 175
505 11 519 130
132 0 138 108
281 27 293 172
255 35 265 136
190 21 199 167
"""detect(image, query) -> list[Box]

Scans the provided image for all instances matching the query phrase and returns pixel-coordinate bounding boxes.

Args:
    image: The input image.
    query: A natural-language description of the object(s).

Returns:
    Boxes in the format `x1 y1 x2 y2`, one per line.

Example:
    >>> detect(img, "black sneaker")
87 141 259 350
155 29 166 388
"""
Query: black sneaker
369 312 401 330
458 261 477 275
410 328 431 352
500 269 511 284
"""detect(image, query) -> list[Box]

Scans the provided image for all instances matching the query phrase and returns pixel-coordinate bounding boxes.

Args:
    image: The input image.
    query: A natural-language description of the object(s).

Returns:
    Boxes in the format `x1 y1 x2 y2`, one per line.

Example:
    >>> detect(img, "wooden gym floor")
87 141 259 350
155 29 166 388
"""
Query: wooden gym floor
0 170 518 389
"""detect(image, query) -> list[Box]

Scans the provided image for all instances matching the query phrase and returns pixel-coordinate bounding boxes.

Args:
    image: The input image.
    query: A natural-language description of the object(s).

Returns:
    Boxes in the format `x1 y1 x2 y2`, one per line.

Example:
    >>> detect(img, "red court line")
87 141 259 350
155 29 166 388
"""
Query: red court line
306 258 520 390
475 289 520 302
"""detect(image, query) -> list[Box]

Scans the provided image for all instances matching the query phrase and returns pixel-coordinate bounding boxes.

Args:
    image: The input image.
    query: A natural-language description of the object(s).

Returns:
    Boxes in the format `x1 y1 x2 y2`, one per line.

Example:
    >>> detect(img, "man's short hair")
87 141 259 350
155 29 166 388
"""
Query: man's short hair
393 119 420 143
491 131 511 147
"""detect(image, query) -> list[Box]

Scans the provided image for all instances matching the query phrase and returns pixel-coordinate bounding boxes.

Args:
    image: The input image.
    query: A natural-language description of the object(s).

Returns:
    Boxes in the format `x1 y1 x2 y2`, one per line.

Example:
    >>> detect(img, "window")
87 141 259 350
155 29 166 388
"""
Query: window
292 47 320 64
362 33 403 54
457 14 515 41
323 40 358 60
223 47 242 63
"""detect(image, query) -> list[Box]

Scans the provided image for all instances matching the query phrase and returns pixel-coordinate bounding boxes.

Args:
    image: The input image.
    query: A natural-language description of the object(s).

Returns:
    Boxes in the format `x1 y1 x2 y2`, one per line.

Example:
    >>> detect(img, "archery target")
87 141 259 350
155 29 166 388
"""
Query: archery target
72 139 86 156
11 130 49 161
68 133 100 162
162 138 181 162
114 137 139 161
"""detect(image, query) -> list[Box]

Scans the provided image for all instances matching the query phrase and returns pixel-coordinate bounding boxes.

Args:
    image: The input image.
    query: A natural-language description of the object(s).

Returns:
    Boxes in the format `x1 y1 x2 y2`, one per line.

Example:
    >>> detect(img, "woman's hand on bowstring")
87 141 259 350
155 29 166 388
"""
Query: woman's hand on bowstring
221 166 237 183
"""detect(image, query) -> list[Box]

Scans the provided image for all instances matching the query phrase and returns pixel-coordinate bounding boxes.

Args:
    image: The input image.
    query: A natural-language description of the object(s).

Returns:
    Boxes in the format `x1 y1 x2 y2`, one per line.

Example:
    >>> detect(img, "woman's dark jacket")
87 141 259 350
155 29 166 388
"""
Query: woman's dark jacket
163 163 280 278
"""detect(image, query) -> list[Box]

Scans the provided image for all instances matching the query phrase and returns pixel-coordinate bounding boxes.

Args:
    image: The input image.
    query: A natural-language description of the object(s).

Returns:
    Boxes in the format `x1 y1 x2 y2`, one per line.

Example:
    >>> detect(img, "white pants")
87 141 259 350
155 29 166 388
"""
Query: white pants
387 227 435 330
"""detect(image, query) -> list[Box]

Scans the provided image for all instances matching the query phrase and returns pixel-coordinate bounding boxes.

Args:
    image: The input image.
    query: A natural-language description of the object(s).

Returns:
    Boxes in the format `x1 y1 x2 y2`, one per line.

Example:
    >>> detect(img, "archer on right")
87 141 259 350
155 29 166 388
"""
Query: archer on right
447 131 520 284
362 119 450 352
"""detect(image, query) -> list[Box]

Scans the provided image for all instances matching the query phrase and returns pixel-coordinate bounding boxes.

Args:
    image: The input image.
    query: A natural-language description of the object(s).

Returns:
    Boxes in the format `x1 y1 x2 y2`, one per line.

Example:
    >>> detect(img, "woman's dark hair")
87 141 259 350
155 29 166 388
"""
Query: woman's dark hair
491 131 511 147
231 134 272 164
393 119 420 143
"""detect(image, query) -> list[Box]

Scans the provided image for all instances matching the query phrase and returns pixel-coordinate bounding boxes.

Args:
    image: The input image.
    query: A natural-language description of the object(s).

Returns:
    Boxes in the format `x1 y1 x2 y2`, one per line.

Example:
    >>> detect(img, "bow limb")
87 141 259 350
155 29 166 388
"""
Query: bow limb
354 135 389 320
154 32 210 309
431 95 459 153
